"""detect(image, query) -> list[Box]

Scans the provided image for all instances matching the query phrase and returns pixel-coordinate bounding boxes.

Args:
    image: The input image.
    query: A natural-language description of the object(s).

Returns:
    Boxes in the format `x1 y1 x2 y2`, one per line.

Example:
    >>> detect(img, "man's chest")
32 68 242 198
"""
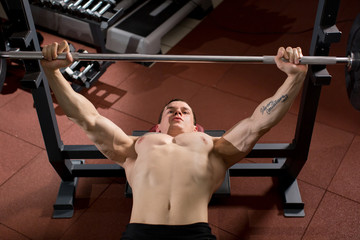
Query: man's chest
124 132 226 186
135 132 214 153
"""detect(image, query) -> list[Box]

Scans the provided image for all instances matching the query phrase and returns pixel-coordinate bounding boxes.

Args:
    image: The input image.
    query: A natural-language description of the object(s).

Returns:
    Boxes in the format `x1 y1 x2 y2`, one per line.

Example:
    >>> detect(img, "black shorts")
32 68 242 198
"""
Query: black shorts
120 222 217 240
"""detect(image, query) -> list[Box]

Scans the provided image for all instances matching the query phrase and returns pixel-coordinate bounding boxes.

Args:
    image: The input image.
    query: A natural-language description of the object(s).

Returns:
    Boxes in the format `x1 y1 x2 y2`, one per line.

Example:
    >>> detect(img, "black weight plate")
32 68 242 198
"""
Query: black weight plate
345 13 360 110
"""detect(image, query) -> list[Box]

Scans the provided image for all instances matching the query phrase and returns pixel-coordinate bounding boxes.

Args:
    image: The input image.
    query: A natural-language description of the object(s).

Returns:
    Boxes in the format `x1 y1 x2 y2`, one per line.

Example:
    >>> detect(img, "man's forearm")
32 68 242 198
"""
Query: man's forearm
251 72 306 132
220 72 305 161
44 69 99 128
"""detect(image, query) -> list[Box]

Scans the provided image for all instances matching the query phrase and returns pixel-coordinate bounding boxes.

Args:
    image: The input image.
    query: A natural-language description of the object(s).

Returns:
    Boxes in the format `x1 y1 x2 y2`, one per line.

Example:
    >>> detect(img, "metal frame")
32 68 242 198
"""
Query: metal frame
0 0 341 219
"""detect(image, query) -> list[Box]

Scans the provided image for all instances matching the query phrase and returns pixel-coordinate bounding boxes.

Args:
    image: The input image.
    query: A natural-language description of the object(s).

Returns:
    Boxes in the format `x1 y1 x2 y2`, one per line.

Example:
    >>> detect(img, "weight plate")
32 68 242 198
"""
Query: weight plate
345 13 360 110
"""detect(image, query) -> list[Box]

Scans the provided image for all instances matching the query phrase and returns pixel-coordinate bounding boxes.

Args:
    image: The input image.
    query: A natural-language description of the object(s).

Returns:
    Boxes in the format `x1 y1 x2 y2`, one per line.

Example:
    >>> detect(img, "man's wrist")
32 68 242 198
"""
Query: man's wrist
42 67 61 76
288 70 307 82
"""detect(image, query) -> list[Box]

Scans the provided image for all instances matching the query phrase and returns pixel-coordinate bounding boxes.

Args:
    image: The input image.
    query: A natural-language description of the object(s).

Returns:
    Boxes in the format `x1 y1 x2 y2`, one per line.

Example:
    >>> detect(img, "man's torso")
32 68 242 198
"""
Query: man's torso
122 132 227 225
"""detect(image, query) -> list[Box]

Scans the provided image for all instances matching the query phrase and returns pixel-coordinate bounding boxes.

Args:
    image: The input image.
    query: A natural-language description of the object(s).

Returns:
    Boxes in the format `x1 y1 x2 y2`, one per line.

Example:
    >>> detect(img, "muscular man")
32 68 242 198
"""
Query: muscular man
41 41 307 239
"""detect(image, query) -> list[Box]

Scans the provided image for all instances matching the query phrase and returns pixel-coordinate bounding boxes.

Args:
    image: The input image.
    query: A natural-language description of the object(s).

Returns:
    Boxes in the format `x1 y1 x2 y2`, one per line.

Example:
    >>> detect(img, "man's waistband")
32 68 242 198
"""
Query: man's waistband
121 222 216 240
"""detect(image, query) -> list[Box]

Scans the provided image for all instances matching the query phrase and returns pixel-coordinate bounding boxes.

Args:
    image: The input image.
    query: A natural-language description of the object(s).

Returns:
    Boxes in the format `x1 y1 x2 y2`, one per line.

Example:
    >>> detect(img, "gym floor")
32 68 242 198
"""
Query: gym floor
1 0 360 239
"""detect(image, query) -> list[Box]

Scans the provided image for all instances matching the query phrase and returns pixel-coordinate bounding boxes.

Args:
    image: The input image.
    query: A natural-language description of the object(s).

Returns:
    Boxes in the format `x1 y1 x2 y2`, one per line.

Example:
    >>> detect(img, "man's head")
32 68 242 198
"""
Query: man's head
156 99 198 136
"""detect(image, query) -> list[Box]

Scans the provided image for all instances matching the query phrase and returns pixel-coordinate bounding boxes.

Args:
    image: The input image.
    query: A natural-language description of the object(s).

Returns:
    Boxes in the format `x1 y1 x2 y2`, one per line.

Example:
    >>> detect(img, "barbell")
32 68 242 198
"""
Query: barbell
0 49 359 108
0 50 353 66
0 15 359 110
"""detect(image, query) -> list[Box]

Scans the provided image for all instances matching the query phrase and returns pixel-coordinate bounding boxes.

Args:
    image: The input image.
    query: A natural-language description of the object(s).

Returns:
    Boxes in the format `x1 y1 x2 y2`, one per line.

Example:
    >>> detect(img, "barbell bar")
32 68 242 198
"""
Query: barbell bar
0 50 354 68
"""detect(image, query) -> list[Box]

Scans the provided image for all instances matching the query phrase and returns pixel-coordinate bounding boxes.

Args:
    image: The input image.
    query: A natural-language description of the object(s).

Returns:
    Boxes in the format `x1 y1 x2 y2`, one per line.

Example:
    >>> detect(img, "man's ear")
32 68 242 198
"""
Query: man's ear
155 124 161 133
193 125 198 132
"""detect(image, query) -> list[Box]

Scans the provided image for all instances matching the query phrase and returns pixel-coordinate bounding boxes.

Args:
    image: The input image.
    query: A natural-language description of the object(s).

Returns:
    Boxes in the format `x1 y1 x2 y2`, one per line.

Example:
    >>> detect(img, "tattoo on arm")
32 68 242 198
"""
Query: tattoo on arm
260 95 289 115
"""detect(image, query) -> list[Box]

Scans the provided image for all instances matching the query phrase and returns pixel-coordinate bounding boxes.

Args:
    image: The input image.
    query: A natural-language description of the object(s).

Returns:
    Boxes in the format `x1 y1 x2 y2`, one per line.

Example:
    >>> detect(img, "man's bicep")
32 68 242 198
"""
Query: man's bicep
214 118 263 167
86 115 137 163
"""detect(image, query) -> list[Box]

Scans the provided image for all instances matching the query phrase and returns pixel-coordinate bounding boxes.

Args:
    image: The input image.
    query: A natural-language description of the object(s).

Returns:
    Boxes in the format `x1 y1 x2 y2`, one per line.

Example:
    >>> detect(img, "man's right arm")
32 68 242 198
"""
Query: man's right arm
214 47 308 168
41 41 137 165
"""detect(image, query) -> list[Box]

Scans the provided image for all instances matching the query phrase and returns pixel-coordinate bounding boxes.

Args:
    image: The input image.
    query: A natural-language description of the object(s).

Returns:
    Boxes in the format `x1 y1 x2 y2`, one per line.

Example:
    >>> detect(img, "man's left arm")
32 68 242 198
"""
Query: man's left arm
214 47 308 168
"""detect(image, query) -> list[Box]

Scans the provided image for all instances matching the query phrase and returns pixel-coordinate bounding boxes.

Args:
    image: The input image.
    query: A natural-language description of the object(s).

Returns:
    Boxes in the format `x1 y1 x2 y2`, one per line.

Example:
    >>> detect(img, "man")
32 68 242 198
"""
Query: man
41 41 308 239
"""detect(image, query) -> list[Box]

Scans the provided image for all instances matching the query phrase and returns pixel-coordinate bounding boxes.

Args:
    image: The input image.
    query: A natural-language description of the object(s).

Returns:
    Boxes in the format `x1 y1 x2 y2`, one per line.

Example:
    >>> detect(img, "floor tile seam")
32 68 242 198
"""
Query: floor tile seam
111 70 138 89
106 105 158 126
151 70 206 88
209 85 274 105
177 75 212 90
58 180 115 240
326 189 360 205
188 85 207 103
297 178 328 192
0 88 33 106
112 62 159 88
298 180 327 240
298 178 360 205
58 120 78 139
0 128 17 139
212 46 254 88
311 119 360 136
324 134 356 188
0 129 46 151
0 149 45 189
298 182 360 239
0 222 32 240
0 94 19 109
142 64 226 87
212 65 241 89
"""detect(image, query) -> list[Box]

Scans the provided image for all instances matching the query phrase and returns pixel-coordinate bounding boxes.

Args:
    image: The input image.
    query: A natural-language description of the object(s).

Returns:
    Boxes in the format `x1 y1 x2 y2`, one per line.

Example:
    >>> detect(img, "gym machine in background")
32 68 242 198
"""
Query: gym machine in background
0 0 356 219
29 0 213 54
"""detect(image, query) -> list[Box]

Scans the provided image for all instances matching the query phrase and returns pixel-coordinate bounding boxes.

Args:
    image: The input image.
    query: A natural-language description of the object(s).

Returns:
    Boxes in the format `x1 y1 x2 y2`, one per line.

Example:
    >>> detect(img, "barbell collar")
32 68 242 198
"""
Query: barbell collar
0 51 353 65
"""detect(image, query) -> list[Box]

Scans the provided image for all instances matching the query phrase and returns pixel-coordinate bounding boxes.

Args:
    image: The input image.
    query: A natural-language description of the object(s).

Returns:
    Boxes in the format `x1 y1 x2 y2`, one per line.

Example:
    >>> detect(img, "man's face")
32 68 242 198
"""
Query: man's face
157 101 197 136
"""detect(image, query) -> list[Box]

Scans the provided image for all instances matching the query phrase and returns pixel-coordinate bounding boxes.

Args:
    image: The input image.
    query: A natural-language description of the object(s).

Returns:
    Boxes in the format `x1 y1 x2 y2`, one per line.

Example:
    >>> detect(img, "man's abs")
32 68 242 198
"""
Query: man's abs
125 132 227 225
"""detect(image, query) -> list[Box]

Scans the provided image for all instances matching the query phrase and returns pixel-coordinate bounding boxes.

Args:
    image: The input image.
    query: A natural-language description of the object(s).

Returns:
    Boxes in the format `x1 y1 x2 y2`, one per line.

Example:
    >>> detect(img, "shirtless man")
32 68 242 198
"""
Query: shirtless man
41 41 307 239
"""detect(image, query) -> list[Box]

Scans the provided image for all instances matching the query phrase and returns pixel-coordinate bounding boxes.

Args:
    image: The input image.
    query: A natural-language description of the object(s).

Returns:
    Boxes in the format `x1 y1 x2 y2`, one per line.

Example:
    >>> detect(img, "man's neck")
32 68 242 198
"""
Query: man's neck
166 127 184 137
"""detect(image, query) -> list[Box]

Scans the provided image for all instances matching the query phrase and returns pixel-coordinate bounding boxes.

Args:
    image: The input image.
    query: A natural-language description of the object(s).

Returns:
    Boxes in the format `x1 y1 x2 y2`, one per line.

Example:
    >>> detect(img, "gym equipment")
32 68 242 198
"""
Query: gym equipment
68 0 84 13
70 61 101 88
346 14 360 110
105 0 213 54
29 0 212 53
0 0 356 219
0 51 354 65
76 0 96 17
59 48 108 90
29 0 145 52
